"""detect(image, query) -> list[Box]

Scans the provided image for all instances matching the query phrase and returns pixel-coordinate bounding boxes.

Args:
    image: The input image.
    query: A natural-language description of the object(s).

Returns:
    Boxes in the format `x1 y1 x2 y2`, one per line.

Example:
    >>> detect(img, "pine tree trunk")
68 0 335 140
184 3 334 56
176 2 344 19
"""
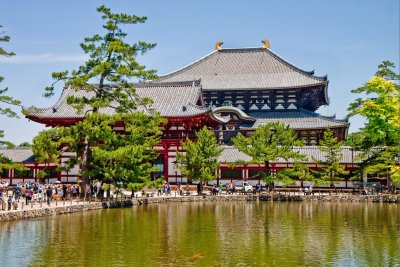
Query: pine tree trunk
265 160 274 192
387 170 393 193
80 138 91 199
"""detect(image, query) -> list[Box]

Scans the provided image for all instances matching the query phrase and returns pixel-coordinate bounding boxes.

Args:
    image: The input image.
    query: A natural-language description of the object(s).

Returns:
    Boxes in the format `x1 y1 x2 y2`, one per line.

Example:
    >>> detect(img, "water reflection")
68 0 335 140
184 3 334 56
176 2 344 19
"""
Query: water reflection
0 202 399 266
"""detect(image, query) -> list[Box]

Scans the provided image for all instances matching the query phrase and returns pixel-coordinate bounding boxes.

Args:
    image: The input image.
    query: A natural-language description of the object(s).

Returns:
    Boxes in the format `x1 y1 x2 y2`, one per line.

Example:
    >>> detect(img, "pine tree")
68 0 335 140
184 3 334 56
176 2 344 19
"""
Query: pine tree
313 129 348 190
274 161 314 188
232 122 305 190
176 127 222 194
0 25 23 173
0 25 20 121
29 6 163 195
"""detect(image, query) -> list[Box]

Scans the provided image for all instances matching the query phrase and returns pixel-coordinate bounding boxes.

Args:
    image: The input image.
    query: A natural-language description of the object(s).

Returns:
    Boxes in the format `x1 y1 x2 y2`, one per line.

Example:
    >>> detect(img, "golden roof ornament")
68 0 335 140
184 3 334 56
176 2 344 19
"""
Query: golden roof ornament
261 39 270 49
215 41 223 51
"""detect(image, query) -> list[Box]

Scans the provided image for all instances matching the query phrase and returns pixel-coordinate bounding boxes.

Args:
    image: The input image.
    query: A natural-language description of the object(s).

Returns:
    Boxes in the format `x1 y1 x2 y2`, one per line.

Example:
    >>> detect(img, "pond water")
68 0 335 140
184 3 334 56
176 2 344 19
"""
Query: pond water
1 201 399 266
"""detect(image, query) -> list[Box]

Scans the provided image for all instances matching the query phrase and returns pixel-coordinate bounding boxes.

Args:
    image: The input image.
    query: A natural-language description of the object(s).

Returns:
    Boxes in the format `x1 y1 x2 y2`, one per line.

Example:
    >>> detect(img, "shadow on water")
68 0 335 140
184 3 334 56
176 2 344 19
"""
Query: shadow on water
0 201 399 266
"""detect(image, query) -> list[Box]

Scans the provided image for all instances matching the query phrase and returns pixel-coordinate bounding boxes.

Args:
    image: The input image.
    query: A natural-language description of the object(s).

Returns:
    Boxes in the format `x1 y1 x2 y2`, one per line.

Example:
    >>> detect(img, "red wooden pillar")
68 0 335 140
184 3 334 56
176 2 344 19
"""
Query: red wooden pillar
163 142 170 183
34 164 38 183
243 165 248 181
163 152 169 182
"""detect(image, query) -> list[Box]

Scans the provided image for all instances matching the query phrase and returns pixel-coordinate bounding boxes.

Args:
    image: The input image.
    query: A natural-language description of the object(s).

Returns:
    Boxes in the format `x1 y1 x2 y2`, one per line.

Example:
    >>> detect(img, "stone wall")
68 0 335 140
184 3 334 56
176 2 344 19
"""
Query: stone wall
0 202 102 221
105 194 400 207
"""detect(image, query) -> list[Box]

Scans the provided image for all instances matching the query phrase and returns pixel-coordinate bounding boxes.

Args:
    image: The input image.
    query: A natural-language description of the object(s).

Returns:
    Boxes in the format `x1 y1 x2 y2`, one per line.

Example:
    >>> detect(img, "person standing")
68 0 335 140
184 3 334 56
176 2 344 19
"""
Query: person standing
177 183 182 196
166 183 171 195
62 184 67 201
197 183 201 195
46 186 53 205
185 183 190 195
7 195 13 210
26 188 33 205
21 186 26 200
14 185 21 202
0 189 4 210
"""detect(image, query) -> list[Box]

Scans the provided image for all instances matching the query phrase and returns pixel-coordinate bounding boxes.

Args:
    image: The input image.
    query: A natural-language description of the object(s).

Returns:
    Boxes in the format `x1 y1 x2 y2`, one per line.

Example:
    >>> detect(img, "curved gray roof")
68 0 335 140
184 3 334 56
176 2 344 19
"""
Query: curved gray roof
0 148 35 163
28 81 211 119
218 145 360 164
212 106 255 121
158 47 328 91
241 109 348 130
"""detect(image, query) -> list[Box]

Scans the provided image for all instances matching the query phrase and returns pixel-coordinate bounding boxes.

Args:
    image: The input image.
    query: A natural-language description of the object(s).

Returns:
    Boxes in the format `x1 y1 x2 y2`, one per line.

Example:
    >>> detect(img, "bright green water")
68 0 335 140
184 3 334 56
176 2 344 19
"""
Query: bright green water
0 202 399 267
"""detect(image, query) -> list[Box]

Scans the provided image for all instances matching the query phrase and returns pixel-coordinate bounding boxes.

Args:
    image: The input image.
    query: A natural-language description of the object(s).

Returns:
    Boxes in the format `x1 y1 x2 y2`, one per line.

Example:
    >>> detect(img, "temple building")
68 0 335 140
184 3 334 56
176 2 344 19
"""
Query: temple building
1 40 358 187
0 147 57 185
157 41 349 145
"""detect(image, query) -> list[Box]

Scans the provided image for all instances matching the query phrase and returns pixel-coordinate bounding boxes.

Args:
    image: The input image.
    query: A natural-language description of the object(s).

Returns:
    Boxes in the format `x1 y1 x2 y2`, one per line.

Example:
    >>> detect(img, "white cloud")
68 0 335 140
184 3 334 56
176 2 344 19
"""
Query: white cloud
0 53 88 63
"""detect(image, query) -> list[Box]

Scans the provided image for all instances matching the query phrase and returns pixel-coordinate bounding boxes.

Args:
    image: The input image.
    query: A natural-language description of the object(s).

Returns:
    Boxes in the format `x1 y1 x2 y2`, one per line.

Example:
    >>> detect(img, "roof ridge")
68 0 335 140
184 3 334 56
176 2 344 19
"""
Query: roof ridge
298 108 349 123
139 80 202 88
0 147 32 150
24 86 71 117
158 50 218 81
264 48 328 81
158 47 328 83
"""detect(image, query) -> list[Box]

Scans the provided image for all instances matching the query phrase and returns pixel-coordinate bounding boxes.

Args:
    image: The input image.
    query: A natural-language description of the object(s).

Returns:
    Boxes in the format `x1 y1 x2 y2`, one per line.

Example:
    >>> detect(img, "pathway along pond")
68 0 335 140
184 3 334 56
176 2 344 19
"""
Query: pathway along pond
1 201 399 266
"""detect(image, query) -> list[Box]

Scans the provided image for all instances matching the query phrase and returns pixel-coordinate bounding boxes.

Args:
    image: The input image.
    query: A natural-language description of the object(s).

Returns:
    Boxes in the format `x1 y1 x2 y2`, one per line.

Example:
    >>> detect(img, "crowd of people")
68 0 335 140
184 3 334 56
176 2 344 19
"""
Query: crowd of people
0 181 81 211
0 180 268 211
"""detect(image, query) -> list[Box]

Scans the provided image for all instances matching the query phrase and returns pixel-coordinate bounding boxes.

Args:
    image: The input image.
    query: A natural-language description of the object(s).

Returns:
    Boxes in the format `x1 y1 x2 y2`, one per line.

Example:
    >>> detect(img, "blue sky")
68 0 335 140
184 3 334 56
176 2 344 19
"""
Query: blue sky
0 0 399 144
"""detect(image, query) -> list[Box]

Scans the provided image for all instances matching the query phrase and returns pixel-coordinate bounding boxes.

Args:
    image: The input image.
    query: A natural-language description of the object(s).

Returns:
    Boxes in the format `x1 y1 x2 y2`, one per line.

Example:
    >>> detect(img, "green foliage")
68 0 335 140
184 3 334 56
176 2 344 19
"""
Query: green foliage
0 133 15 148
31 6 163 194
0 154 27 175
0 25 20 118
342 132 365 148
347 62 400 146
176 127 222 183
19 142 32 147
313 129 348 186
33 112 163 188
101 183 111 191
0 156 13 174
274 162 314 187
125 182 145 193
33 128 63 165
347 61 400 188
148 177 165 189
0 25 21 156
232 122 305 185
43 5 157 116
85 112 163 186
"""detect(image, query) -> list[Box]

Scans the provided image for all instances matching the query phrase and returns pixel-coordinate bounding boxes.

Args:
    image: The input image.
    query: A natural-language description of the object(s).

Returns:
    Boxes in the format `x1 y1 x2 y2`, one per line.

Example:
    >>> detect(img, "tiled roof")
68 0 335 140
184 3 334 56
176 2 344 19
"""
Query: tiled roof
218 146 253 163
157 48 328 91
0 148 35 163
241 109 348 130
28 81 211 119
218 145 360 164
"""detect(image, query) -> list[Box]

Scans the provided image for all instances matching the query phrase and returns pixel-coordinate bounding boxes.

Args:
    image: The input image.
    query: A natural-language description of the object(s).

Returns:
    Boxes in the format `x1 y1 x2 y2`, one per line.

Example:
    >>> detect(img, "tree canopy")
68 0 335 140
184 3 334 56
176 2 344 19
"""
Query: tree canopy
0 25 23 172
31 6 163 193
232 122 305 188
176 127 222 185
347 61 400 188
0 25 20 121
347 61 400 146
43 5 157 113
312 129 348 187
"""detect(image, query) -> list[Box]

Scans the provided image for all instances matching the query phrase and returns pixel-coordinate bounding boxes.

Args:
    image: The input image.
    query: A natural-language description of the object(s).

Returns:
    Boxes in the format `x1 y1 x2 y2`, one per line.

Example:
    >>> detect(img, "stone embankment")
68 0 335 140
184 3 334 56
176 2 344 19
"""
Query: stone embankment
103 193 400 207
0 202 103 221
1 194 400 221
